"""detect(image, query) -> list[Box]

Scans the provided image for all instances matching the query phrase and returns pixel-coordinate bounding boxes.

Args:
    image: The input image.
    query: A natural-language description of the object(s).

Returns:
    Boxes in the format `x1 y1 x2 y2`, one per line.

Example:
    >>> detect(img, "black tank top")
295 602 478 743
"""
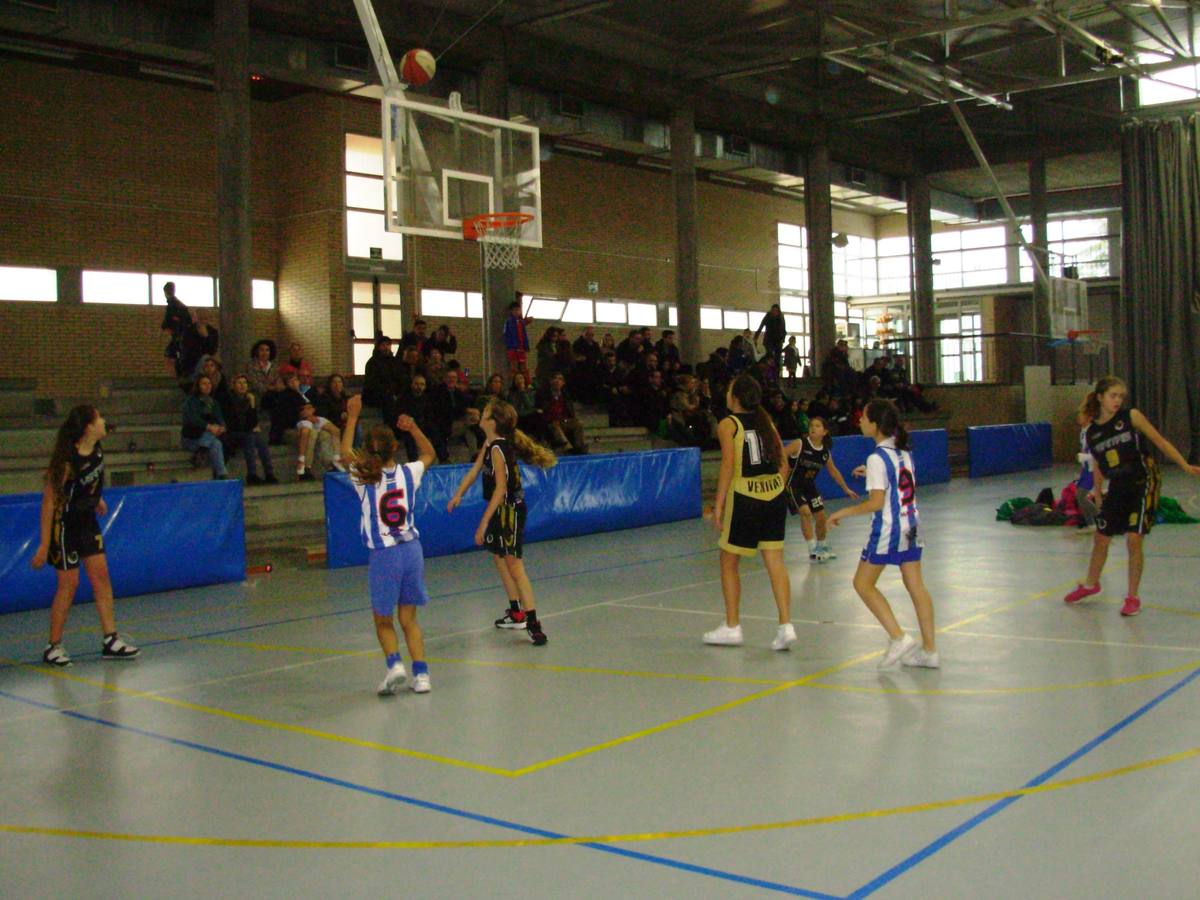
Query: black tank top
790 436 830 484
62 444 104 520
1085 409 1149 481
482 438 524 504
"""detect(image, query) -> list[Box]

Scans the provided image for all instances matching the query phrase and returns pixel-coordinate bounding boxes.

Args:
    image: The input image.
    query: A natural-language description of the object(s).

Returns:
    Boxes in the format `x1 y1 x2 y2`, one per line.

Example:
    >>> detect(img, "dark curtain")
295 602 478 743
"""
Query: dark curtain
1120 116 1200 461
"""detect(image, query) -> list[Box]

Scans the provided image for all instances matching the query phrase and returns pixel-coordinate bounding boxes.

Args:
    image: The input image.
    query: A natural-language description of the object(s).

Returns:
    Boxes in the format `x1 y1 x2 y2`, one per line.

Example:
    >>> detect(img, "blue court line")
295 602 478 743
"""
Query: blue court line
846 663 1200 899
0 686 834 899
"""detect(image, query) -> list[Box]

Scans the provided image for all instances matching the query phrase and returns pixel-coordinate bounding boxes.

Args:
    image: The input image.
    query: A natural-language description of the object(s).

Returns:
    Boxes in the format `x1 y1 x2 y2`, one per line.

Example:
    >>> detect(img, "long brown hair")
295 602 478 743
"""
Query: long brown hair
864 399 909 451
486 400 556 469
1080 375 1126 422
45 405 98 505
729 373 782 470
349 425 399 486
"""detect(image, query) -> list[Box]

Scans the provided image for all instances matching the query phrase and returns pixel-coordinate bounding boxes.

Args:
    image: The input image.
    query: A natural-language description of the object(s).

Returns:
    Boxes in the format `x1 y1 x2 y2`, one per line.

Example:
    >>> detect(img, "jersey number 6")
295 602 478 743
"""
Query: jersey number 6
379 489 407 532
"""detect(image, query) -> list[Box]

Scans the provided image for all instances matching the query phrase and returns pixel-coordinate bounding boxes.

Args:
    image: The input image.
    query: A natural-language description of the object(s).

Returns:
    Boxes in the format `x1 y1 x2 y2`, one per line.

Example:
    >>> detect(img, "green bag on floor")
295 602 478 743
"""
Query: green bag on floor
1157 496 1200 525
996 497 1035 521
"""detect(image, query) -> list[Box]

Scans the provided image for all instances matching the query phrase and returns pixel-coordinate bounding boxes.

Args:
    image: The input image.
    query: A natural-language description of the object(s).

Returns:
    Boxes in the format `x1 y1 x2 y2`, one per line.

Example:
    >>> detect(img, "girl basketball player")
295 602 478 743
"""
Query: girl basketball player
827 399 937 668
1063 376 1200 616
784 416 858 563
32 405 140 666
705 373 795 651
447 400 557 646
341 395 433 694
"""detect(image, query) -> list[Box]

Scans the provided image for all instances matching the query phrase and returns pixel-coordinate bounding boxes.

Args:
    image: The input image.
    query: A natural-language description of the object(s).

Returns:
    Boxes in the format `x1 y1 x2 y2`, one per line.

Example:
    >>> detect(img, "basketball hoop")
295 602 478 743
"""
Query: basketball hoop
463 212 533 270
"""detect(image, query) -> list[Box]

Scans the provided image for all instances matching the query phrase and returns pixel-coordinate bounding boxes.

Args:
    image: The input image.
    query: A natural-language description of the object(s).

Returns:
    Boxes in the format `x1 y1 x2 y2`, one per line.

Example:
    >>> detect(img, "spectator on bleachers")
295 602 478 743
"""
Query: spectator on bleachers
573 326 602 368
821 339 860 398
400 319 430 356
655 329 681 368
600 332 616 354
421 346 447 387
615 328 644 367
277 342 314 393
502 300 533 376
633 368 671 434
315 373 352 435
178 311 219 382
294 400 344 481
783 335 800 387
181 375 228 480
394 345 422 399
766 389 804 441
727 335 753 375
754 304 787 372
160 281 190 375
553 333 576 380
534 326 561 389
395 374 431 462
538 372 587 454
362 335 396 412
596 350 630 426
198 355 231 411
246 339 279 396
506 370 546 442
667 374 718 448
425 369 477 463
637 350 660 378
225 374 277 484
269 372 308 446
427 324 457 359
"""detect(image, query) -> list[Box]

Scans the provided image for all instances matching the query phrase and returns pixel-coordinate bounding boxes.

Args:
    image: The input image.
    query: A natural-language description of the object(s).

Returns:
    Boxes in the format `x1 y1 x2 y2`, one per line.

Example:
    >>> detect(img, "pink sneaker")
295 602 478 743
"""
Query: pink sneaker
1064 583 1101 605
1120 596 1141 617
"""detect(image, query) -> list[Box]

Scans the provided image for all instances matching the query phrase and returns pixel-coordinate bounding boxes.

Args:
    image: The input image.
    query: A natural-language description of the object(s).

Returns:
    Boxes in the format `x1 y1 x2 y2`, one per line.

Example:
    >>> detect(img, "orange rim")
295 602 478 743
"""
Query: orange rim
463 212 534 241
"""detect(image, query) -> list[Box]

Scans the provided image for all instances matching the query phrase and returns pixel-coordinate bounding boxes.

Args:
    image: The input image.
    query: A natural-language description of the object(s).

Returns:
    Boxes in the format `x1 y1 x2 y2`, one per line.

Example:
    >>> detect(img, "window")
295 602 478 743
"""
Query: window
562 298 593 323
668 306 678 327
467 292 482 318
700 307 723 330
252 279 276 310
152 274 215 308
353 279 403 372
423 289 467 318
931 226 1007 290
833 233 878 297
1136 54 1200 107
627 302 657 327
1019 217 1113 281
778 222 808 293
525 297 566 320
937 309 982 383
595 301 627 324
82 271 149 305
0 266 56 302
345 134 402 262
723 309 748 331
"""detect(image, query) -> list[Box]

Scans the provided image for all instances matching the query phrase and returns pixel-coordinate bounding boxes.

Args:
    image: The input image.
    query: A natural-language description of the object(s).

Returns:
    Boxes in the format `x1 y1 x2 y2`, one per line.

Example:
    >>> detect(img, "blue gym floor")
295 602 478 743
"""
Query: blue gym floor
1 466 1198 898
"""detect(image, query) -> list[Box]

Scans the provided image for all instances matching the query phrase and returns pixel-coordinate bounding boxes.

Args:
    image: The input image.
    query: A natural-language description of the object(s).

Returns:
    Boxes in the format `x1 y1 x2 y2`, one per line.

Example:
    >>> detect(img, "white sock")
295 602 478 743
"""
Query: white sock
808 540 818 551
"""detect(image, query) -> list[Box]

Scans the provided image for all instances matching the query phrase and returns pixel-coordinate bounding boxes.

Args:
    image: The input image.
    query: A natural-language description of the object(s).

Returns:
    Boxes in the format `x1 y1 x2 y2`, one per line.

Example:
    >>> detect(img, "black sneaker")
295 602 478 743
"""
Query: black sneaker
101 634 141 660
246 474 264 485
495 609 527 629
42 643 72 667
264 475 280 485
528 624 548 646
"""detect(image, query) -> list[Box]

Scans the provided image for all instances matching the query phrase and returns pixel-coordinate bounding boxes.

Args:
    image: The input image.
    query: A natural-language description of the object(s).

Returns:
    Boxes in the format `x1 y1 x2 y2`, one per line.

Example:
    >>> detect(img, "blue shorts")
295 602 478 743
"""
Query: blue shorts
368 539 429 616
860 546 923 566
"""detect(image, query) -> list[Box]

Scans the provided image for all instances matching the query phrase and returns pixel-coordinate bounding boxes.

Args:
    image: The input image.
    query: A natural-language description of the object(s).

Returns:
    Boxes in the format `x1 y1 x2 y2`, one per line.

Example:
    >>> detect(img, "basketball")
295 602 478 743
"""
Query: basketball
401 48 436 87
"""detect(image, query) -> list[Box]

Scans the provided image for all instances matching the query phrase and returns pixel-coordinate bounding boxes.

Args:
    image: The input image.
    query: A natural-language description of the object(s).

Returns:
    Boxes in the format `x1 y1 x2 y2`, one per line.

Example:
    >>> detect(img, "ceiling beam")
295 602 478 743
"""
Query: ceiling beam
504 1 613 28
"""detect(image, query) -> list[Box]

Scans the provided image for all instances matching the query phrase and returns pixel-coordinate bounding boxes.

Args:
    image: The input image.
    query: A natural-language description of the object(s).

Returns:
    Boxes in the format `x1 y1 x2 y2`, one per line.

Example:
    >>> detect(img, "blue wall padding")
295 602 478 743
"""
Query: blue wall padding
967 422 1053 478
325 447 702 569
0 481 246 615
814 429 949 499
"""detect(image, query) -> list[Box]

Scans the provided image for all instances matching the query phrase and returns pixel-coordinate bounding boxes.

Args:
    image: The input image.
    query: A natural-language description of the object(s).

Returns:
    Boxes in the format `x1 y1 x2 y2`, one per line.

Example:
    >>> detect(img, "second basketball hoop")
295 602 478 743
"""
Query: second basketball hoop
463 212 534 269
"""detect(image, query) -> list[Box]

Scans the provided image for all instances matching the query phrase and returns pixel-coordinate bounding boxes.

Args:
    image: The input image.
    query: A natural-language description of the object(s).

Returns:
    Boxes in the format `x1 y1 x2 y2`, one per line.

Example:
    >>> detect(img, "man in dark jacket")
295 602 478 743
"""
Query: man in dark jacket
362 335 397 411
754 304 787 372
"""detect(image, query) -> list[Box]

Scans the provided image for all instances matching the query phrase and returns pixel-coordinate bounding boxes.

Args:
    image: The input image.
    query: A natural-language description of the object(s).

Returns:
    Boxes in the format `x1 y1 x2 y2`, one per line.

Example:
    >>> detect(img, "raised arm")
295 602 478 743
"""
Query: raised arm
397 414 435 470
341 394 361 461
447 443 487 512
1131 409 1200 475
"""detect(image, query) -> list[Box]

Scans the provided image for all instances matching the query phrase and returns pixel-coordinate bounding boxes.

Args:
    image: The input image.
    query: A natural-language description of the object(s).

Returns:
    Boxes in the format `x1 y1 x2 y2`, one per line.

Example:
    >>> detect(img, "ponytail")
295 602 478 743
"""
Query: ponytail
730 373 782 470
1081 375 1126 423
46 405 98 506
487 400 557 469
349 425 398 486
864 399 909 451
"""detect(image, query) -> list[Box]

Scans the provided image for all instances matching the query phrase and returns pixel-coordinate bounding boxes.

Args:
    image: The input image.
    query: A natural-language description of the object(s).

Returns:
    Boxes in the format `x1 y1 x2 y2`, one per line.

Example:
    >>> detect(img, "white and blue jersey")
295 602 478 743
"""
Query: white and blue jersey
354 462 425 549
861 438 923 566
354 461 430 613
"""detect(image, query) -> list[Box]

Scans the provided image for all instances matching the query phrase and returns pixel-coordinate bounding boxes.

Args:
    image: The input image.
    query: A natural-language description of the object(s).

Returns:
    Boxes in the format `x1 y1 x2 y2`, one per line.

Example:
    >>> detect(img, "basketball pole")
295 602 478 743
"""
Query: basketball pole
350 0 401 93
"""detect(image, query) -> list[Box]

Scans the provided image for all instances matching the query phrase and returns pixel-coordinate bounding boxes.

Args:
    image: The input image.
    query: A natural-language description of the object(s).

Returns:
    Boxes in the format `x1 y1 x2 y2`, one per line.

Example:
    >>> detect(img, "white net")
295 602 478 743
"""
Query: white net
476 218 524 269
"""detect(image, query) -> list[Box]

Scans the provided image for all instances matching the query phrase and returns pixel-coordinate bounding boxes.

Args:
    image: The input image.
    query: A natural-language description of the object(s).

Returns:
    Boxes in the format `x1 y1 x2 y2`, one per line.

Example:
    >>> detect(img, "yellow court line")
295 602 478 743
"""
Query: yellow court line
2 745 1196 849
424 656 784 686
811 659 1200 696
938 581 1072 634
0 658 514 779
1141 602 1200 618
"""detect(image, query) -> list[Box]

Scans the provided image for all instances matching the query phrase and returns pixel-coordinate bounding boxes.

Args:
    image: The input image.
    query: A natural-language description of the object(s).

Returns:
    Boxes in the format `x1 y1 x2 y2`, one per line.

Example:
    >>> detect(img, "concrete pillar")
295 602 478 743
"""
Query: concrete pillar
907 175 938 384
670 106 702 367
479 59 515 378
805 141 836 373
1029 156 1051 337
214 0 254 375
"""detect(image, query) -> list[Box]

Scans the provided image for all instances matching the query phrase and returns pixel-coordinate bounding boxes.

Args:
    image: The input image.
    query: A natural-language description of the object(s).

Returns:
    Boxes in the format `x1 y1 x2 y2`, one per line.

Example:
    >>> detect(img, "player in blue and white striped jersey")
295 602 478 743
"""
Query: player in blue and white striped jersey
828 399 938 669
341 394 434 696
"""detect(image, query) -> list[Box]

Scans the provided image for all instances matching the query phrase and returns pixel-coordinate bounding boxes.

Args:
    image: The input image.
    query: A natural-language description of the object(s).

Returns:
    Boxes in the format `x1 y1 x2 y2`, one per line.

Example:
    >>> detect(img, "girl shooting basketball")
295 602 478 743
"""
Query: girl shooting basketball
784 416 858 562
706 373 795 651
341 394 433 694
447 400 557 646
32 405 139 666
1063 376 1200 616
827 399 937 669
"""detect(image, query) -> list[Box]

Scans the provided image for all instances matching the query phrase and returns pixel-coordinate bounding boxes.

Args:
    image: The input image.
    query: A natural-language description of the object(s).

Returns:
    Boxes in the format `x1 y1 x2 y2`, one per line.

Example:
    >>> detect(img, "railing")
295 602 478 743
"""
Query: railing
874 332 1112 387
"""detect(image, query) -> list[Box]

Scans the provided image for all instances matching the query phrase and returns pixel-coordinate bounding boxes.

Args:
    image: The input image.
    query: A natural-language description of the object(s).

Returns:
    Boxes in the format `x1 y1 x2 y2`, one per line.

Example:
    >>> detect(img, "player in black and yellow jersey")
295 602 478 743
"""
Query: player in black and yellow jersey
705 374 795 651
32 405 139 666
784 416 858 563
1064 376 1200 616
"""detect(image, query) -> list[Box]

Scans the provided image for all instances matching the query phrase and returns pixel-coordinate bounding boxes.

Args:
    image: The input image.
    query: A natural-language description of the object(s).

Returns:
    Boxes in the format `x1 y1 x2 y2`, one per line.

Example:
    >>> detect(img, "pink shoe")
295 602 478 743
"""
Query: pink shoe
1120 596 1141 617
1064 583 1101 605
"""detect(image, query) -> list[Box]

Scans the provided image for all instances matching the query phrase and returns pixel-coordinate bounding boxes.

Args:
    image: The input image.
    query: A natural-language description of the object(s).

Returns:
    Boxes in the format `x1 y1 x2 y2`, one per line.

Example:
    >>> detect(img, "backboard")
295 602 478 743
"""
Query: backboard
383 93 542 247
1049 276 1088 339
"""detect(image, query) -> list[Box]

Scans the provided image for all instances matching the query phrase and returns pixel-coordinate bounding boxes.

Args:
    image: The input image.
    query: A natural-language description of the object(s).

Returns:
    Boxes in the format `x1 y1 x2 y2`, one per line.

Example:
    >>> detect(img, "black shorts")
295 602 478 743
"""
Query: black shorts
48 513 104 571
786 479 824 515
485 501 526 558
720 491 787 557
1097 472 1160 537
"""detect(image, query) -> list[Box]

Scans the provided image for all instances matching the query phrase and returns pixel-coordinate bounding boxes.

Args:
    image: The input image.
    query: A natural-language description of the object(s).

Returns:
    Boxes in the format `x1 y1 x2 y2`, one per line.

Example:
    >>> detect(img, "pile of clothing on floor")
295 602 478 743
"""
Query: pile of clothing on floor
996 484 1199 528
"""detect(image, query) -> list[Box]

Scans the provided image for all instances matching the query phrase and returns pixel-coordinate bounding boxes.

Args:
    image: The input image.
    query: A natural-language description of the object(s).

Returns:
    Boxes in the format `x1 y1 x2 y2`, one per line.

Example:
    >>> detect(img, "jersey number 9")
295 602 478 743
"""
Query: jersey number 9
898 468 916 507
379 489 407 532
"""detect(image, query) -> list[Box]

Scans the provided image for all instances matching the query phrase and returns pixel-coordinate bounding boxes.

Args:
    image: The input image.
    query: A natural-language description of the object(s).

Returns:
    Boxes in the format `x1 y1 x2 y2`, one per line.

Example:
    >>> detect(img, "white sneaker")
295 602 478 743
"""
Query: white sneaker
771 623 797 651
411 673 431 693
814 546 832 563
902 646 940 669
878 633 916 669
703 623 744 646
820 542 837 560
376 662 407 695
